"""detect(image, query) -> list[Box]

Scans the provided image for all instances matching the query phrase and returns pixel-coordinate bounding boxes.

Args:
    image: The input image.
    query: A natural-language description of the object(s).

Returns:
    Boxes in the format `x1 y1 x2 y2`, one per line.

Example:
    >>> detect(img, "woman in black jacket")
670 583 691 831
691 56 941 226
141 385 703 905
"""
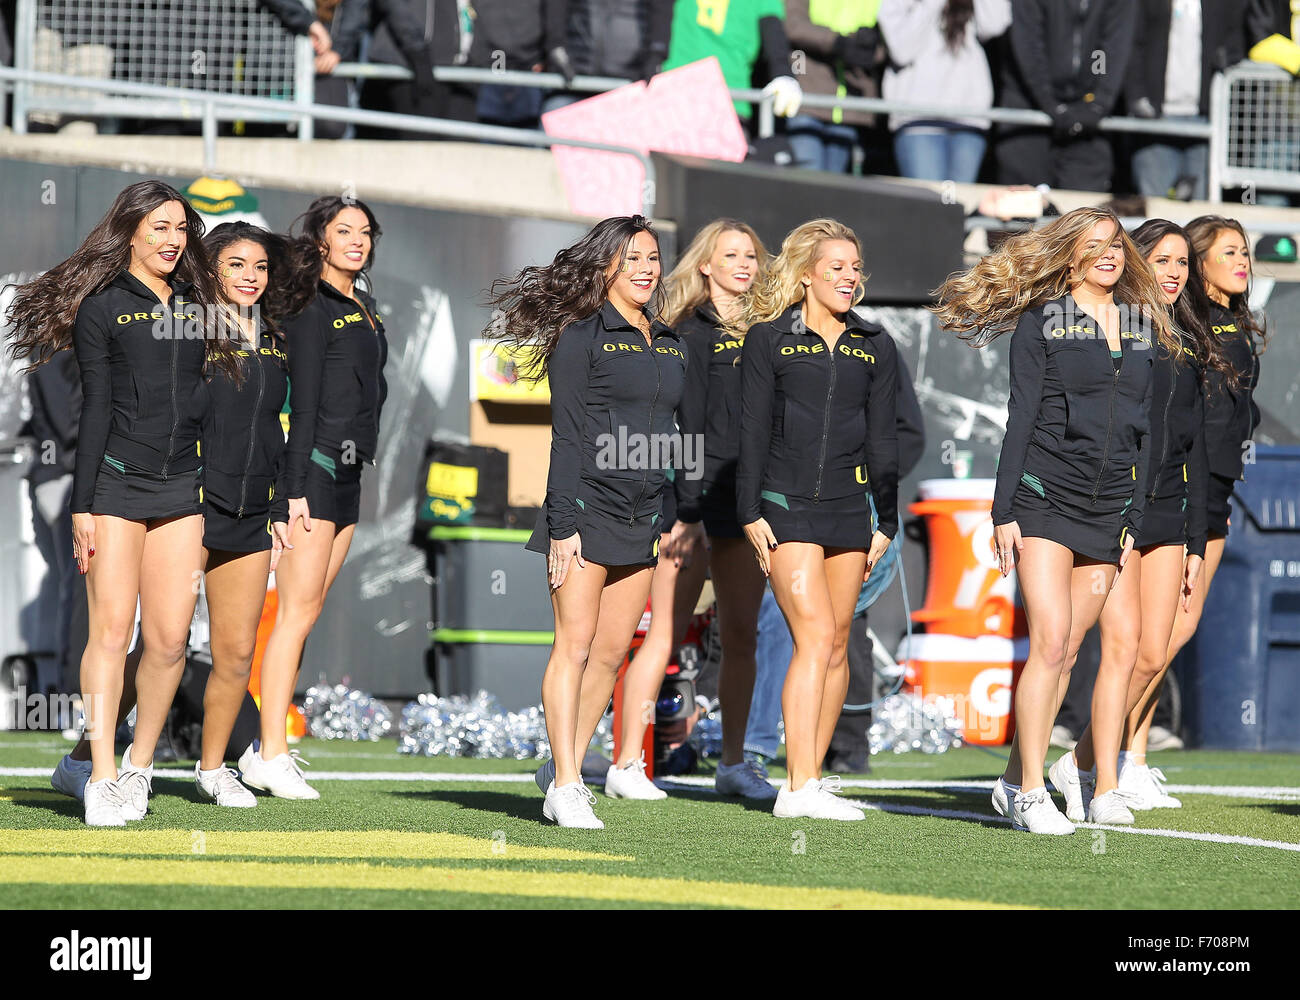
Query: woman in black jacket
489 215 686 829
6 180 242 826
1049 220 1238 822
248 196 388 801
737 218 899 822
934 206 1174 835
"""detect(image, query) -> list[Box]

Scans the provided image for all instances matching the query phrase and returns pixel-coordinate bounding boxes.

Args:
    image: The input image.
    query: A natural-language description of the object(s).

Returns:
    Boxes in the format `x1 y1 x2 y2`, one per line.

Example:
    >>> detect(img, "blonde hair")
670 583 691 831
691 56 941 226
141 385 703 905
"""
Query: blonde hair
660 219 768 328
734 218 864 336
931 206 1177 357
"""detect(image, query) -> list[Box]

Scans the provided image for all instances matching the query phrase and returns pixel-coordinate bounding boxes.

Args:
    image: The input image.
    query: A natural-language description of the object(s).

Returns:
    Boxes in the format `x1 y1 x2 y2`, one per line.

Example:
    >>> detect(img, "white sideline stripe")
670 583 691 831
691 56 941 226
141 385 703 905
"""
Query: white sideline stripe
843 799 1300 853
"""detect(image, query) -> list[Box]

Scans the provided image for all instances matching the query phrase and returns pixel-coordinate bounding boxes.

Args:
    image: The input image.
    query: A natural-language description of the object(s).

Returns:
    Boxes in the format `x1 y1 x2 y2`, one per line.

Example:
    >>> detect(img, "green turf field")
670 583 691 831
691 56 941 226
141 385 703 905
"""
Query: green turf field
1 732 1297 909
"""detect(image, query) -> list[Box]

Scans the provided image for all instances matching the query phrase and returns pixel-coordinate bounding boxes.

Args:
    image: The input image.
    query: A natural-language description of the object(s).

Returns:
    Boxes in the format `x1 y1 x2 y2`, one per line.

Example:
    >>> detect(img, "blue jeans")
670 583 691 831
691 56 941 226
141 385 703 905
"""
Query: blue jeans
786 113 858 174
744 585 793 761
1132 118 1209 201
892 123 986 183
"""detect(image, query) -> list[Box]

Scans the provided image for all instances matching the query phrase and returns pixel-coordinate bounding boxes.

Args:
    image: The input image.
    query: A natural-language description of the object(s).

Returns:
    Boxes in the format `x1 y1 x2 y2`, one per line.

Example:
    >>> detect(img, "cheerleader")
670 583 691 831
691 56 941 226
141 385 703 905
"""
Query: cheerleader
245 196 389 799
933 207 1174 834
1049 220 1235 822
6 180 242 826
1114 215 1261 807
661 219 781 800
490 216 686 828
737 219 899 821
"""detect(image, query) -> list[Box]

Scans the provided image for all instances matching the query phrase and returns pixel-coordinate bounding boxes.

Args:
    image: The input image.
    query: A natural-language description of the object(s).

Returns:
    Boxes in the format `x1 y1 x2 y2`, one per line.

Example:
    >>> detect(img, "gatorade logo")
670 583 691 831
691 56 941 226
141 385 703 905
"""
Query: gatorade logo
780 343 825 355
970 667 1013 718
838 344 875 363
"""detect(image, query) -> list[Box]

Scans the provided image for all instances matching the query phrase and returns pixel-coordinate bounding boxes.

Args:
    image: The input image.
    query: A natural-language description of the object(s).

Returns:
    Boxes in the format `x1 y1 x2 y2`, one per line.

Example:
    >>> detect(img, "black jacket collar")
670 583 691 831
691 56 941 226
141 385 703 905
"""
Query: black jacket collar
318 276 372 305
598 300 678 340
109 268 193 303
771 301 881 336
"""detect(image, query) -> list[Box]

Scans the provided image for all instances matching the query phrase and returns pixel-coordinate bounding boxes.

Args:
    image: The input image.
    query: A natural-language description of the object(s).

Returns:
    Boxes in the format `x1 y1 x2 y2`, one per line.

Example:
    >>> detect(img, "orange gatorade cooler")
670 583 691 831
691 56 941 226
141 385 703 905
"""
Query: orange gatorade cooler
895 633 1029 744
909 478 1026 638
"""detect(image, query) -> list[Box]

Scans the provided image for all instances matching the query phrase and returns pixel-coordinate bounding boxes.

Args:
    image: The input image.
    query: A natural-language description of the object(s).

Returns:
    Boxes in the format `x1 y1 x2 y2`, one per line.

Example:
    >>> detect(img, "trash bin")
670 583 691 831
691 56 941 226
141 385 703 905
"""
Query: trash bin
1175 445 1300 750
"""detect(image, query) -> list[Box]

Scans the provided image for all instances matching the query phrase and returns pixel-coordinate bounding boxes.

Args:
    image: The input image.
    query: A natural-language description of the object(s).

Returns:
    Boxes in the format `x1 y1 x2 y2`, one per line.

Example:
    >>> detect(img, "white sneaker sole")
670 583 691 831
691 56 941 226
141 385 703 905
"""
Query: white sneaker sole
541 798 604 829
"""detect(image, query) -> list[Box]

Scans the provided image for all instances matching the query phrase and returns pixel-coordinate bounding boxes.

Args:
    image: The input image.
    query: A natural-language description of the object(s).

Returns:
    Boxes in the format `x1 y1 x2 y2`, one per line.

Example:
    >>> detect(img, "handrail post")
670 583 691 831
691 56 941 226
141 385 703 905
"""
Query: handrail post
203 98 217 173
1207 70 1226 205
758 93 775 140
640 153 657 218
12 0 35 135
294 22 315 142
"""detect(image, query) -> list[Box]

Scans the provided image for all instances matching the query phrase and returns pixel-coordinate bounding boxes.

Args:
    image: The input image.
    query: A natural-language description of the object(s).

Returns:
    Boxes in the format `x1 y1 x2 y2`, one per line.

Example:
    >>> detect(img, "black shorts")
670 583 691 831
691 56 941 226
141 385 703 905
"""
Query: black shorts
700 482 744 539
91 456 202 521
1206 473 1235 538
203 500 274 554
1140 492 1188 550
303 452 363 529
661 475 677 536
1011 478 1126 563
760 489 873 549
526 501 661 568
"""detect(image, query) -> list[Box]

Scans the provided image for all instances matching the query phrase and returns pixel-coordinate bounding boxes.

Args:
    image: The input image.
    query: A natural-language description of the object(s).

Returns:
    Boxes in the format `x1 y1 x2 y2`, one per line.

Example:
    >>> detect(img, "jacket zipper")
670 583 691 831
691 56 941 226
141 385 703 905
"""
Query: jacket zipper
630 335 662 525
161 299 180 480
356 298 381 468
1091 358 1120 504
237 342 266 518
1148 361 1177 503
812 337 838 502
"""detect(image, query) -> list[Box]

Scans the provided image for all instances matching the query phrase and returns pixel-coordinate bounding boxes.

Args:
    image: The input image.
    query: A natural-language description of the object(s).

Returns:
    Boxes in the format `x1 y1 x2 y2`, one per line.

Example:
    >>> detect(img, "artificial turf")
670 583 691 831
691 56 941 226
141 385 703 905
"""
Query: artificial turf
0 732 1296 910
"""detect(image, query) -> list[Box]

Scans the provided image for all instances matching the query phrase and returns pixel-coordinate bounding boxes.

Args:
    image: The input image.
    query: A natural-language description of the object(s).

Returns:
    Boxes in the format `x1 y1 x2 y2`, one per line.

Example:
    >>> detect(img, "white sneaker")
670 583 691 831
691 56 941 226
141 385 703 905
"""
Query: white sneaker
1011 786 1075 835
196 763 257 808
991 776 1019 817
238 743 319 800
83 777 127 827
1087 788 1136 824
50 754 92 801
117 743 153 821
1049 724 1077 750
542 780 604 829
773 778 866 821
1048 752 1094 823
604 754 667 800
1147 725 1184 752
1118 761 1182 810
715 759 779 801
535 758 555 795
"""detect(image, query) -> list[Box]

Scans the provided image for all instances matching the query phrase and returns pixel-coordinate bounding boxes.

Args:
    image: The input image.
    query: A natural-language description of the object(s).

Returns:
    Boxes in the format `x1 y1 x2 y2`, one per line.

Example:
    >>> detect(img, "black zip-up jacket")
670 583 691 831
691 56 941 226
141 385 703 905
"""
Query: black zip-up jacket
674 303 742 524
993 295 1155 543
1202 301 1261 482
468 0 567 70
204 325 290 522
543 301 687 539
737 303 900 538
1145 332 1209 558
280 279 388 498
71 270 208 514
1000 0 1136 116
560 0 675 77
25 349 81 487
1125 0 1249 117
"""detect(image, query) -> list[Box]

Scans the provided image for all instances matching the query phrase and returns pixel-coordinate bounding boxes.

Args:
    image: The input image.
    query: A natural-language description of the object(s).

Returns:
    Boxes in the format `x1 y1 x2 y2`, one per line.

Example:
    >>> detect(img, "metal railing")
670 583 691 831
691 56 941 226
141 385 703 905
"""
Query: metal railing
1212 62 1300 195
0 66 659 216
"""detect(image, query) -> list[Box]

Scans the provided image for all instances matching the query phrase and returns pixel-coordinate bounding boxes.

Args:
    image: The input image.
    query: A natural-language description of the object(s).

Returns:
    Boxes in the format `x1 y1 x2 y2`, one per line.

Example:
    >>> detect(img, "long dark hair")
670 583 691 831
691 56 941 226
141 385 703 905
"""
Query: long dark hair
1129 219 1237 389
204 221 317 349
484 215 663 382
282 195 384 317
1185 214 1268 356
5 179 242 379
942 0 975 50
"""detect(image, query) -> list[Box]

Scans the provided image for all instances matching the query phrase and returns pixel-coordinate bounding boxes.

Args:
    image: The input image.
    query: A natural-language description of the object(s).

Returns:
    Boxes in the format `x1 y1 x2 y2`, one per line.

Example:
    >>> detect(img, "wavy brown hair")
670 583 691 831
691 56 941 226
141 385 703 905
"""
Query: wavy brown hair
484 215 663 382
931 206 1177 356
661 218 768 328
1185 214 1268 356
733 218 864 337
1129 219 1238 390
5 179 242 379
280 195 384 317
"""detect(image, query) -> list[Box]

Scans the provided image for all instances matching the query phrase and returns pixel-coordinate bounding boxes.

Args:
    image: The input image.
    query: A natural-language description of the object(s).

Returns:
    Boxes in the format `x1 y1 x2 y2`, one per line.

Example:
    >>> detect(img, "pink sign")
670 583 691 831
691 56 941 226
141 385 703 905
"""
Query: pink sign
542 57 747 219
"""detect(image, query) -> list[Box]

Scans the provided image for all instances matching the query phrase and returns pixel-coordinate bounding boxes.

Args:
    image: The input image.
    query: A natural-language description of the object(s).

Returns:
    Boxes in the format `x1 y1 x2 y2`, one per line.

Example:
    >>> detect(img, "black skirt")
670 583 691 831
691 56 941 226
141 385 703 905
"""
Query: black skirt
204 500 274 554
91 456 202 521
1010 478 1126 564
303 453 363 529
1206 473 1235 538
1140 492 1188 550
760 489 873 549
661 471 678 536
700 482 744 539
526 501 660 568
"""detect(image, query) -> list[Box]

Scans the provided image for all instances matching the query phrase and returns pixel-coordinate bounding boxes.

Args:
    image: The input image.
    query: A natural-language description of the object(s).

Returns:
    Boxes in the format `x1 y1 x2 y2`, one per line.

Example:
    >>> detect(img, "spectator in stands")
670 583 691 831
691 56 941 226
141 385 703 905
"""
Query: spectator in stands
782 1 885 174
542 0 676 114
1243 0 1300 204
662 0 803 127
467 0 567 128
1126 1 1249 202
879 0 1012 183
329 0 444 136
259 0 350 139
994 0 1137 193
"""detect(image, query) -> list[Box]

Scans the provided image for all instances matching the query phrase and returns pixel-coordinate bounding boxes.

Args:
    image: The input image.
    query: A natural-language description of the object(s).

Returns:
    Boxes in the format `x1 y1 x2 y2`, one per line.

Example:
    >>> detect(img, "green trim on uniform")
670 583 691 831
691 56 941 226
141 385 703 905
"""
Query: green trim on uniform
428 526 532 543
310 447 337 480
1020 472 1046 498
761 489 790 510
575 497 585 511
102 454 126 474
431 628 555 645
